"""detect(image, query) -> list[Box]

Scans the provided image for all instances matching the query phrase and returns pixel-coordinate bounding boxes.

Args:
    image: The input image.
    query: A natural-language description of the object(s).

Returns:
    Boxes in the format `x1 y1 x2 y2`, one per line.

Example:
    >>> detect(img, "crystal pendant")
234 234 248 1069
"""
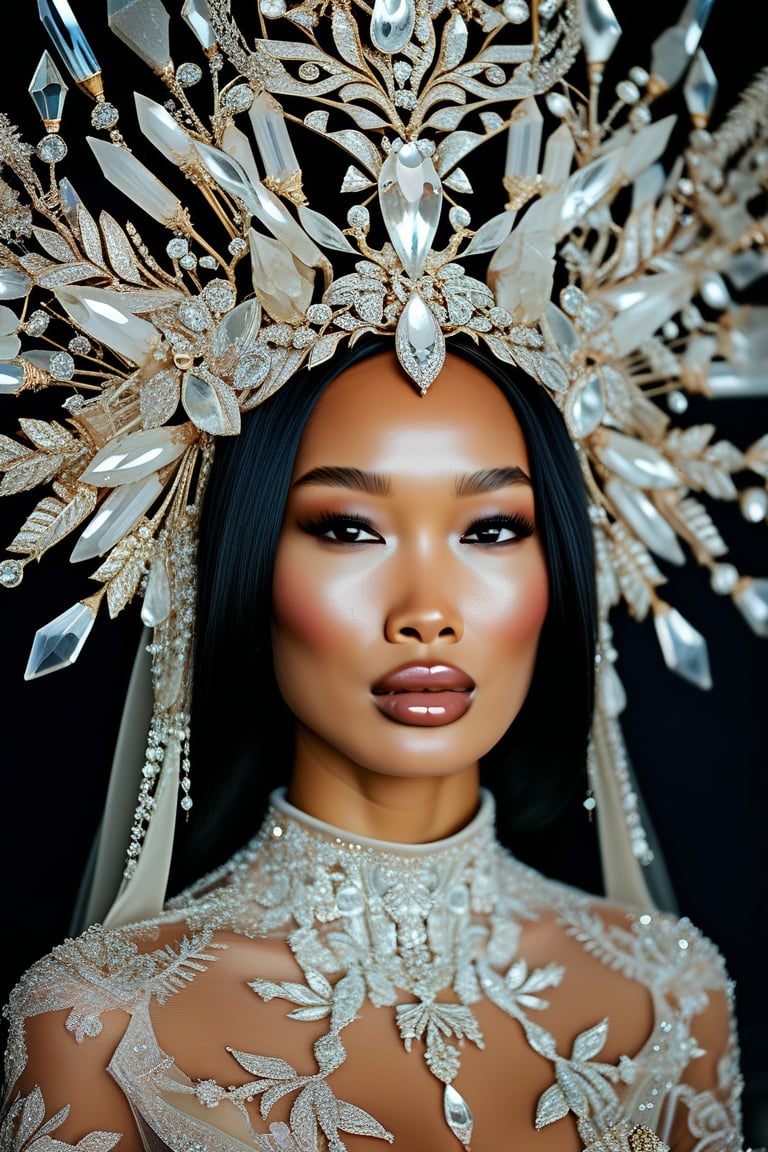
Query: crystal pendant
395 292 445 394
38 0 101 89
80 424 197 487
653 605 712 689
684 49 717 124
443 1084 473 1150
54 285 162 365
70 475 164 563
605 479 686 565
182 0 216 51
733 578 768 637
24 598 99 680
370 0 416 54
108 0 172 72
379 142 442 281
141 554 171 627
579 0 622 64
29 52 68 131
88 136 181 226
650 0 714 90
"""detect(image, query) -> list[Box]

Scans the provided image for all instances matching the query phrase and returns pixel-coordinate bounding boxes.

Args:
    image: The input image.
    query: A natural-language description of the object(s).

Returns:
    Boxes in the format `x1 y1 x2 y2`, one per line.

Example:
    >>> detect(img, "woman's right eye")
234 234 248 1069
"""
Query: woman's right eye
302 515 384 544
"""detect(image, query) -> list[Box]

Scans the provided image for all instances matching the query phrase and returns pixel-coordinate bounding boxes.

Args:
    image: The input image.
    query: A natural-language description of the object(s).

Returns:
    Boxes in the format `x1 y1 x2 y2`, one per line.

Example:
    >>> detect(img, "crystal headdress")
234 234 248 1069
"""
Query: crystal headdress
0 0 766 925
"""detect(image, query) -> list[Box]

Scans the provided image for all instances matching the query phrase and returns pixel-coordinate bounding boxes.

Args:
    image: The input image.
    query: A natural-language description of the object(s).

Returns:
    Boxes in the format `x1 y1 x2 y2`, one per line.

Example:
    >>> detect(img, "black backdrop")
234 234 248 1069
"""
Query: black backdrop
1 1 766 1145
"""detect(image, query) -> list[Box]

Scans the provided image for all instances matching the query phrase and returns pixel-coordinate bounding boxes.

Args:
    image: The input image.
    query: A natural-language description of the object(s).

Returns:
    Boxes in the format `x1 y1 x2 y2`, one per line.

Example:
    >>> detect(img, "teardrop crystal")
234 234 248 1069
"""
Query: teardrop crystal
370 0 415 53
443 1084 473 1150
24 599 98 680
395 292 445 395
379 142 442 281
653 605 712 689
71 474 164 563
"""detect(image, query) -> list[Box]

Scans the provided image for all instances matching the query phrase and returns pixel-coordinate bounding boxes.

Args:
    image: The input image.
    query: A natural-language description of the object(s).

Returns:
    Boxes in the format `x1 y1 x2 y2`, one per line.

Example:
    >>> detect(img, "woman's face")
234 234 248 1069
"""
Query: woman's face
271 350 549 787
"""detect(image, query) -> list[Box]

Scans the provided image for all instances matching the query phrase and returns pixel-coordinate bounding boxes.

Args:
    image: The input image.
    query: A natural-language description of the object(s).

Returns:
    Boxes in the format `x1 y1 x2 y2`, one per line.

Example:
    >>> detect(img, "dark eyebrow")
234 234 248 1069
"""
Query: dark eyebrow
292 466 391 496
455 467 532 496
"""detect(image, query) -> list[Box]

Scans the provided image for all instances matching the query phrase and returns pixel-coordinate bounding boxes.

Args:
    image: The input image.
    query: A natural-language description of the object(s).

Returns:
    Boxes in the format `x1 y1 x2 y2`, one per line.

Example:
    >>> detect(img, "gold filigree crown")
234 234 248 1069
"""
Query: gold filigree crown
0 0 766 919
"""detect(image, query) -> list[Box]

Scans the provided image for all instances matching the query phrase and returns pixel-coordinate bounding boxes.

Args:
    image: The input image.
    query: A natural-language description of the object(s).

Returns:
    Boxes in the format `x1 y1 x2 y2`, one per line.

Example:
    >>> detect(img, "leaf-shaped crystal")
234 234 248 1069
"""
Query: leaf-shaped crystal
370 0 416 53
29 51 68 128
605 479 685 565
87 137 180 226
0 270 32 301
443 1085 473 1150
24 599 97 679
141 553 171 626
571 1018 609 1062
70 474 164 563
210 298 263 368
108 0 171 71
565 370 605 438
734 578 768 637
182 369 241 435
298 205 356 254
0 363 25 394
463 211 515 257
596 430 680 489
54 285 161 366
80 424 197 487
653 605 712 689
395 292 445 395
379 143 442 281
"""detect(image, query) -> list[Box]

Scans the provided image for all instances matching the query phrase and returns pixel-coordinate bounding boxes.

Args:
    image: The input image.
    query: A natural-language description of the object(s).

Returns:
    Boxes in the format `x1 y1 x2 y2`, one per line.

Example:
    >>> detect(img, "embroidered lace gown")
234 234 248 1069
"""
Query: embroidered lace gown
1 790 743 1152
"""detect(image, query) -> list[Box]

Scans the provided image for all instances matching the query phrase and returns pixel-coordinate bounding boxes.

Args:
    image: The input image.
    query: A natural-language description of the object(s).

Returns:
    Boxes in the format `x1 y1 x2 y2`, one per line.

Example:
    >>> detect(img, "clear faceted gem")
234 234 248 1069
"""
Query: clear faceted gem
176 62 203 87
29 51 68 127
37 134 67 163
91 101 120 130
141 555 171 626
370 0 416 53
0 559 24 588
653 606 712 690
24 600 98 680
444 1084 473 1150
734 578 768 637
395 292 445 394
379 142 442 281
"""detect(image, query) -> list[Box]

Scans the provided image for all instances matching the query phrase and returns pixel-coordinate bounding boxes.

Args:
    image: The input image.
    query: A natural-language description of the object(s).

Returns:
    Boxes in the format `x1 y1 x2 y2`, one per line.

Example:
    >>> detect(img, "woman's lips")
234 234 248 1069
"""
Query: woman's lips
372 664 475 727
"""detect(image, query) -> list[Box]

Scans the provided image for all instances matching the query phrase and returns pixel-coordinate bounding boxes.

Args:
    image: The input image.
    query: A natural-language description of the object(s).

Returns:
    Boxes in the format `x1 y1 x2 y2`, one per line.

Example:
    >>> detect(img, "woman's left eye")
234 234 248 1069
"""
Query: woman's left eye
460 516 534 545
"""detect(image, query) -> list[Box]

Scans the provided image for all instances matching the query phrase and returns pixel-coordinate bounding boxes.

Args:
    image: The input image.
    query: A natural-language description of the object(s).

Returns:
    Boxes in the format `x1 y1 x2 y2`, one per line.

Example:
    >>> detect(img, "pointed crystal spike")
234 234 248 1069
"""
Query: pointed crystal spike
395 291 445 394
87 136 181 226
249 91 300 184
182 0 216 51
54 285 162 365
684 49 717 126
443 1084 473 1150
135 93 198 165
733 578 768 637
141 553 171 626
107 0 172 72
605 479 686 565
24 598 99 679
70 475 164 563
578 0 622 65
379 142 442 281
649 0 715 91
504 96 543 181
653 605 712 689
38 0 102 91
370 0 416 54
29 52 68 130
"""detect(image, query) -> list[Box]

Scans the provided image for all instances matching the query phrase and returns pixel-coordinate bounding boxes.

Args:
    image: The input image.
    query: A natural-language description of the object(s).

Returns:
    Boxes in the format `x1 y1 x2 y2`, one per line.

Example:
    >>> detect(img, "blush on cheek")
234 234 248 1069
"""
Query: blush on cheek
272 565 333 648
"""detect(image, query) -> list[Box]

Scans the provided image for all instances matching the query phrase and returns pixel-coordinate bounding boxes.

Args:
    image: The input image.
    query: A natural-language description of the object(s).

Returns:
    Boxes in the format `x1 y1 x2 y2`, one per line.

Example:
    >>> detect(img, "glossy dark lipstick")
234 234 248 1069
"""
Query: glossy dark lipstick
372 664 475 726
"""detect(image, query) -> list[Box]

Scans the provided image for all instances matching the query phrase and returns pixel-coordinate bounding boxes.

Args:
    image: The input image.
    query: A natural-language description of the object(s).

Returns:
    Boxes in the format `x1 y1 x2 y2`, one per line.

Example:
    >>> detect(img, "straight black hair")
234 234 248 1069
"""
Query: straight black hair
170 336 597 891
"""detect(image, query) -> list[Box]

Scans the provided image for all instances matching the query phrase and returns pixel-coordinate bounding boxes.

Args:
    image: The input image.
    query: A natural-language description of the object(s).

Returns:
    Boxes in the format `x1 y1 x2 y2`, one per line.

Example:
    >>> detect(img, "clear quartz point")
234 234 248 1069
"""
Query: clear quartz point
38 0 100 85
29 52 68 129
135 93 198 165
578 0 622 65
249 91 300 183
182 0 216 50
70 474 164 563
650 0 715 90
141 554 171 626
370 0 416 54
653 605 712 689
734 578 768 637
88 135 180 226
379 143 442 281
505 97 542 180
684 49 717 123
443 1084 473 1150
395 292 445 394
107 0 171 72
24 600 97 680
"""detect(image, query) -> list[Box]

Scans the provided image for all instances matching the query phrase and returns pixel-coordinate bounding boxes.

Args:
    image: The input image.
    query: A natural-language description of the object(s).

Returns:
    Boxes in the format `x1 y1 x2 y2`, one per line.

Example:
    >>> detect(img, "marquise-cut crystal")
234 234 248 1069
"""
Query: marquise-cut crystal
29 51 68 128
80 424 197 487
379 143 442 281
0 270 32 300
249 91 300 183
141 554 171 627
38 0 100 85
596 430 679 489
606 479 686 565
579 0 622 64
463 211 515 257
370 0 416 54
70 474 163 562
443 1084 473 1151
181 369 241 435
395 292 445 394
54 285 161 366
108 0 171 71
210 298 263 366
566 369 605 438
653 605 712 689
734 578 768 637
88 136 180 226
24 599 97 680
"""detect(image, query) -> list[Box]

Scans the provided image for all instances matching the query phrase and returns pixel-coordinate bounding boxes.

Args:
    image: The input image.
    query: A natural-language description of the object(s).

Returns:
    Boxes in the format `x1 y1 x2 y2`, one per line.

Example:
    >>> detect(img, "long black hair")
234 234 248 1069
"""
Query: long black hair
169 336 597 891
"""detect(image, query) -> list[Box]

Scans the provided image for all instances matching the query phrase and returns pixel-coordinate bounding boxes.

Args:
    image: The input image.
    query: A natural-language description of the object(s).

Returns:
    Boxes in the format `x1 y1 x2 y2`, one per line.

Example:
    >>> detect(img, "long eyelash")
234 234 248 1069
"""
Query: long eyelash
300 509 377 536
464 514 535 538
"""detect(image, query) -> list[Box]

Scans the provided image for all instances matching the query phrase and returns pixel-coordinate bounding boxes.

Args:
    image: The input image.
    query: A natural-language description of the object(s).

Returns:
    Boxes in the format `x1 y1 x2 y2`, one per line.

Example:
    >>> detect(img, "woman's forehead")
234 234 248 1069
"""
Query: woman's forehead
293 350 532 477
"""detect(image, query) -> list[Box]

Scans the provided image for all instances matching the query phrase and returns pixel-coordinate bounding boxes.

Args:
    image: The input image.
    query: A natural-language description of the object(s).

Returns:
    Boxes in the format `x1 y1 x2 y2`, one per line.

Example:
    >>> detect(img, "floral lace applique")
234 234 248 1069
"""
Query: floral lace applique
0 1087 120 1152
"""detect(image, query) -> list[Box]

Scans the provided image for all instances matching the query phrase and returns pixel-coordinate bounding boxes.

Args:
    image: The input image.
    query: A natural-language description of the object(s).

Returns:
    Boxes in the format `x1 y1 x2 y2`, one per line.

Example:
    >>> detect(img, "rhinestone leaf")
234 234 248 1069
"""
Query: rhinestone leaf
395 292 445 394
653 605 712 689
443 1084 473 1150
24 599 97 680
70 474 164 563
370 0 416 54
379 143 442 281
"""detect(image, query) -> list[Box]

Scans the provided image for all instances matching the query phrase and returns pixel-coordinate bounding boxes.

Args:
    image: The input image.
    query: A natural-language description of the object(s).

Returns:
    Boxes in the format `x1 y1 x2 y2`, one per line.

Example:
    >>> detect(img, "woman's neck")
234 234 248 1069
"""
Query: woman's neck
287 729 481 844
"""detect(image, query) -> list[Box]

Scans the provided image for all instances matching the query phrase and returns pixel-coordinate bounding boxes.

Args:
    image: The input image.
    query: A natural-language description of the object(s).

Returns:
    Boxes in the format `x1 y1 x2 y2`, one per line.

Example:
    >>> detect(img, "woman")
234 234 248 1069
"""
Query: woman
1 342 741 1151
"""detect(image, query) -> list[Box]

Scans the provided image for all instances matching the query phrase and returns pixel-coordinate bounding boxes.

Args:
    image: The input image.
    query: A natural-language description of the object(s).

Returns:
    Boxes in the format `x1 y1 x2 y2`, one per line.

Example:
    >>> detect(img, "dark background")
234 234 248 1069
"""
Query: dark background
1 1 766 1146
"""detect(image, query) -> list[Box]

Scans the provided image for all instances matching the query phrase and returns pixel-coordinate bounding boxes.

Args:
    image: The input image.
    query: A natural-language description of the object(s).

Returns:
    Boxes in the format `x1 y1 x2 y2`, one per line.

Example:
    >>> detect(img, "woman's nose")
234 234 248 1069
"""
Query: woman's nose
384 563 464 645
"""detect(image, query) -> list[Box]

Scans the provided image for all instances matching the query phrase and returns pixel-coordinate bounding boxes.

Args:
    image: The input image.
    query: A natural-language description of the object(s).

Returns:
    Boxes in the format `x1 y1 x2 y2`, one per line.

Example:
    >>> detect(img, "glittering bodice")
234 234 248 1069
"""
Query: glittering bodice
2 791 743 1151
